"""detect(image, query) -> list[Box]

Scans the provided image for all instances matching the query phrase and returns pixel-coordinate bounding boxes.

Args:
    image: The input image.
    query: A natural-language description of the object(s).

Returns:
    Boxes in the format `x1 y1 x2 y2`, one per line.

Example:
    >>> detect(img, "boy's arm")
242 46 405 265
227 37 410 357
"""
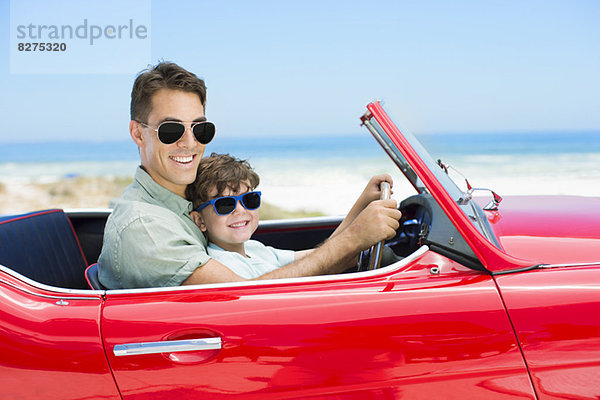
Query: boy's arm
182 199 401 285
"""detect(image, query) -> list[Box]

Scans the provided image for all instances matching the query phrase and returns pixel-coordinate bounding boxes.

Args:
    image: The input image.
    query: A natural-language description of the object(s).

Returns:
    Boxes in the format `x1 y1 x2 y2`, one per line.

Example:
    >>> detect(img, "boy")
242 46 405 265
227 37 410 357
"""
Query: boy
186 153 394 280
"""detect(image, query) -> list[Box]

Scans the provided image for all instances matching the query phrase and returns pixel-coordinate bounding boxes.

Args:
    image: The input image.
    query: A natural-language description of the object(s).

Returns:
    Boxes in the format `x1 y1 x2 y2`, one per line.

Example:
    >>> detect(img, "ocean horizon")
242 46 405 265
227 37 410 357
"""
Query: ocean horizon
1 132 599 215
2 131 600 163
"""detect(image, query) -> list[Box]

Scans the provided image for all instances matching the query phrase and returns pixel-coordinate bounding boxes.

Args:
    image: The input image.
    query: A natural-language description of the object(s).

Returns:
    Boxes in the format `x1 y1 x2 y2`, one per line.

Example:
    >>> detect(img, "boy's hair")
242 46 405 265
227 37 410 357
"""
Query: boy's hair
130 61 207 123
186 153 260 209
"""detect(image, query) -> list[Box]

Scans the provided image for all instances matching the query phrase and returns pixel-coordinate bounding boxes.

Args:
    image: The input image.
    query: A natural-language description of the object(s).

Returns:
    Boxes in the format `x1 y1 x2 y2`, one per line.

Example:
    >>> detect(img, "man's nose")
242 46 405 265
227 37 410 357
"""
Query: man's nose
177 126 198 147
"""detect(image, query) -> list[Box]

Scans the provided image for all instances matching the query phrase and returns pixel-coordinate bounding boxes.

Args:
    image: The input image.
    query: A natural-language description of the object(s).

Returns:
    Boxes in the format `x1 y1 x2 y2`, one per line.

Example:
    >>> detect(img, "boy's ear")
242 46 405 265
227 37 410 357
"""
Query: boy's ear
190 210 207 232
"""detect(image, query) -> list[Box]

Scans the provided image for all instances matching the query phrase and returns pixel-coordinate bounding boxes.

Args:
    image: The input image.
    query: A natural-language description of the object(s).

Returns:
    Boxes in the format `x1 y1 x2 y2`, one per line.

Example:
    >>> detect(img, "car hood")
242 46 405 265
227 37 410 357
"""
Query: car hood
480 195 600 265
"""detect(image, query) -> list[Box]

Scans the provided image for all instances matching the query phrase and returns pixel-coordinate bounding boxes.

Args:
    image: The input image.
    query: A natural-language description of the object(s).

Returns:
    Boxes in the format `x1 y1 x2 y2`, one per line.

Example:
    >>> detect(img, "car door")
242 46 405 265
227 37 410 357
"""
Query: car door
0 271 120 400
495 264 600 400
101 249 537 399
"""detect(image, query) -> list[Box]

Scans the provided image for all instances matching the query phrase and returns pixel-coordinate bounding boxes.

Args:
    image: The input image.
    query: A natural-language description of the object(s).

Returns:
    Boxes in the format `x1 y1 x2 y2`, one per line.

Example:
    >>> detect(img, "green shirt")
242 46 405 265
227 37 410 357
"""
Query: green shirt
98 167 209 289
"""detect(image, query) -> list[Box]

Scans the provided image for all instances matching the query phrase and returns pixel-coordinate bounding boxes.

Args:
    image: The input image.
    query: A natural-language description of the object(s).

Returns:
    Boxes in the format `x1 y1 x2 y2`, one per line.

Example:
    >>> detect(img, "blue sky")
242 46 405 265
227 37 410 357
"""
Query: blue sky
1 0 599 143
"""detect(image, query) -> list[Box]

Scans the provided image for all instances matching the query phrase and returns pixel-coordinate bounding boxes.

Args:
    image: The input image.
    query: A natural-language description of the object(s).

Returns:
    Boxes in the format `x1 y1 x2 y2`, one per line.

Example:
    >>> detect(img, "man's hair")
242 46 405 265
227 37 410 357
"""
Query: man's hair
130 61 207 122
186 153 260 209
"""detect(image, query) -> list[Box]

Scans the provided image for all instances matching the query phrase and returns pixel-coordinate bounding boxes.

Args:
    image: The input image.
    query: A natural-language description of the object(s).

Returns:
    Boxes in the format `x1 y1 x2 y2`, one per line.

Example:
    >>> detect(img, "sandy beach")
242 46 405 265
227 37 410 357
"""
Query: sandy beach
0 176 329 220
2 166 598 220
0 177 131 214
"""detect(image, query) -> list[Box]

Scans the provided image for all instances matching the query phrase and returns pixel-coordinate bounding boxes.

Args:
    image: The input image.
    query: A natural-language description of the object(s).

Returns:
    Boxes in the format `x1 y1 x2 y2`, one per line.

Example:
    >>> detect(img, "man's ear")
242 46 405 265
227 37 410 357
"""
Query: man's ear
190 210 207 232
130 120 144 146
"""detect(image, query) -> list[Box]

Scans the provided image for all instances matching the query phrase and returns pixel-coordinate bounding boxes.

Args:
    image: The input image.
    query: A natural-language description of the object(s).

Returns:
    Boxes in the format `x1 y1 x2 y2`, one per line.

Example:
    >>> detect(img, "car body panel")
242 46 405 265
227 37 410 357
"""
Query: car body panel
101 249 536 399
479 196 600 263
495 265 600 399
0 269 120 399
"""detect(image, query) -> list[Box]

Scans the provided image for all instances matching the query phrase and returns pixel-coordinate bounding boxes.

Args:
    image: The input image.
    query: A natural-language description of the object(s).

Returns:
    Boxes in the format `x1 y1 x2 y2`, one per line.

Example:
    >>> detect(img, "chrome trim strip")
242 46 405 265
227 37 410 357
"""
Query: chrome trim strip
113 337 222 356
65 208 113 215
107 246 430 295
0 265 103 297
65 209 343 228
539 261 600 269
0 277 99 300
362 116 426 193
0 237 428 297
256 215 344 231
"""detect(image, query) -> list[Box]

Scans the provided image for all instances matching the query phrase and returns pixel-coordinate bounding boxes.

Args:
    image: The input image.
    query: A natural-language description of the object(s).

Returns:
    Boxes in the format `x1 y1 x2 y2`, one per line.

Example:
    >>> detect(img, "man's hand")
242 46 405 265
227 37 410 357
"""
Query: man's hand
331 174 395 238
344 198 402 251
358 174 394 206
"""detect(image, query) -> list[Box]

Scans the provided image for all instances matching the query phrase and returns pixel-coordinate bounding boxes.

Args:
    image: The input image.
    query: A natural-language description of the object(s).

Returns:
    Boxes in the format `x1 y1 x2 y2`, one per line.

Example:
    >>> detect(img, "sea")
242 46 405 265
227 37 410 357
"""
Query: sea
1 131 599 215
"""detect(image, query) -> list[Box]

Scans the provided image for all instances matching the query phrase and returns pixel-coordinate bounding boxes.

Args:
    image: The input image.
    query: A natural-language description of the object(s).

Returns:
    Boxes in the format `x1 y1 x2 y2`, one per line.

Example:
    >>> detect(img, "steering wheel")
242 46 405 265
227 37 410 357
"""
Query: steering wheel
356 181 391 271
355 192 433 272
396 194 432 253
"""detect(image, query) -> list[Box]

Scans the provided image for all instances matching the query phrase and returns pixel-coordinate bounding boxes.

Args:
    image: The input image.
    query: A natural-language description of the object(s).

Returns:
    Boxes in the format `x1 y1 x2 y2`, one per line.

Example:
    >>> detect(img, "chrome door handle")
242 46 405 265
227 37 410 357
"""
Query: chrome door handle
113 337 221 356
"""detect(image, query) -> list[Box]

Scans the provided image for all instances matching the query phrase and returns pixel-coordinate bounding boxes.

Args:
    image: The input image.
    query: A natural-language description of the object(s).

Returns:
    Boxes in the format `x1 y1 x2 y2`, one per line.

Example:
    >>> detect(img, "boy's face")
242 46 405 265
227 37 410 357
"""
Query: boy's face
191 181 259 253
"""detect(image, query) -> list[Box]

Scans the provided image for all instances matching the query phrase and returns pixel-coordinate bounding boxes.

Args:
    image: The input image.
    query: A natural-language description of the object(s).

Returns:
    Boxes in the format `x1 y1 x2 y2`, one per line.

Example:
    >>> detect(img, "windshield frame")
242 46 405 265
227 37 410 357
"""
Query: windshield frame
362 101 535 274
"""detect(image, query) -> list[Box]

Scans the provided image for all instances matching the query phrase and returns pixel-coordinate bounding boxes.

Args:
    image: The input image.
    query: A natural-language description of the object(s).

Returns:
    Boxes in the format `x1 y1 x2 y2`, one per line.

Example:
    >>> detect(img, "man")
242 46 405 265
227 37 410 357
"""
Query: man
98 61 401 289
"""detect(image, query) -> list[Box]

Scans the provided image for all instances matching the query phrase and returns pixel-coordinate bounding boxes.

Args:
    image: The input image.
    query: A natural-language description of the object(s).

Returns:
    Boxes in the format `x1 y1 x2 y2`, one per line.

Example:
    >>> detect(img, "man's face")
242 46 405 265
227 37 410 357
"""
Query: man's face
132 88 207 197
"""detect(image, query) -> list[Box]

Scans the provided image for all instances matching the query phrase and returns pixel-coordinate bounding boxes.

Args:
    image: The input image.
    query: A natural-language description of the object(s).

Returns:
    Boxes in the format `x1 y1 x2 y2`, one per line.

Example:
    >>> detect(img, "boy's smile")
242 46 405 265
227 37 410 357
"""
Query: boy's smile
192 182 260 256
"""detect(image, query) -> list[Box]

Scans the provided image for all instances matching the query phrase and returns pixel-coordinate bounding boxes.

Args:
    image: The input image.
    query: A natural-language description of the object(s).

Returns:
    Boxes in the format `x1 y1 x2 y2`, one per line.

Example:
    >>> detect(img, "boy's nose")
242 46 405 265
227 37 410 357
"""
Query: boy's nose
231 200 244 214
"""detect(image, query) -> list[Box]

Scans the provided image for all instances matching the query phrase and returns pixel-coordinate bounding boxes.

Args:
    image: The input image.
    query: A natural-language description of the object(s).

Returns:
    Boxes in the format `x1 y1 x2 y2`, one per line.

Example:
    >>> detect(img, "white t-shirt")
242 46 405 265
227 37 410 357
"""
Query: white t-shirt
207 240 295 279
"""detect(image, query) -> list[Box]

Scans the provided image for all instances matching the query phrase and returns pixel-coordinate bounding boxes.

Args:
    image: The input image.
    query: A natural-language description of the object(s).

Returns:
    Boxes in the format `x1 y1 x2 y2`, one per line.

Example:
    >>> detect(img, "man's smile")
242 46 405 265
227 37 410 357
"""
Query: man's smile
170 154 196 164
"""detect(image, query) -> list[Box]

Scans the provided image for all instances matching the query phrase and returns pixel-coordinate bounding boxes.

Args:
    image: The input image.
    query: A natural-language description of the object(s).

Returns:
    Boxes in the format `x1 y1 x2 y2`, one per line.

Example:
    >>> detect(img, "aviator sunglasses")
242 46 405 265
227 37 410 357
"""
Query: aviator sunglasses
195 191 262 215
137 120 215 145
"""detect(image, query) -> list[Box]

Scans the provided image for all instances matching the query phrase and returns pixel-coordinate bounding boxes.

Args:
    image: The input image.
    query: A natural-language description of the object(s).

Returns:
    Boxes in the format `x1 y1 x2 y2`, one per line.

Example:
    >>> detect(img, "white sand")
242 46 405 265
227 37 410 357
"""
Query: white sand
1 154 598 216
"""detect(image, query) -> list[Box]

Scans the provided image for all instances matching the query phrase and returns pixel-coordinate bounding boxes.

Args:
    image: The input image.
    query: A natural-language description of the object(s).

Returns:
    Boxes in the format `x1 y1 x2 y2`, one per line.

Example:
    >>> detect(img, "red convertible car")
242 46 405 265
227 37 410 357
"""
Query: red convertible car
1 101 599 399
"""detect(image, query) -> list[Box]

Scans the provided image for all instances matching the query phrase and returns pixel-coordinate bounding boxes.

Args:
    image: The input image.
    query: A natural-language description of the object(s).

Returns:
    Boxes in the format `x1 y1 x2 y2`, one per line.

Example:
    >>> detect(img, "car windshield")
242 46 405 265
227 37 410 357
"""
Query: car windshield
362 103 497 246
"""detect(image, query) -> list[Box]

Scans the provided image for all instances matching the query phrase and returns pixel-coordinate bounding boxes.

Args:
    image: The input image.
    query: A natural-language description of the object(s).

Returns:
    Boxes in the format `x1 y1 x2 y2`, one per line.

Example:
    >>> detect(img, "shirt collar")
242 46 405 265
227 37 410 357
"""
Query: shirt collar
134 166 194 215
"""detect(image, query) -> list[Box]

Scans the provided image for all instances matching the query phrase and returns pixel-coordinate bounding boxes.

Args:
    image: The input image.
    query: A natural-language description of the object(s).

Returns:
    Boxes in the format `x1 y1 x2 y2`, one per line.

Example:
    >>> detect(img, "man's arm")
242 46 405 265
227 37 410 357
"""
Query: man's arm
182 199 401 285
293 249 314 260
330 174 393 238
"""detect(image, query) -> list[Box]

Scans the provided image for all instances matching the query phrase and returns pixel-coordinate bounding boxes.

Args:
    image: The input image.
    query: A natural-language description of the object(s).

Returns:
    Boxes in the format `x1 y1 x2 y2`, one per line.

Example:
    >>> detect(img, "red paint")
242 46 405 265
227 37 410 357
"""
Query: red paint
0 274 120 399
495 267 600 399
1 102 599 398
100 250 536 399
478 196 600 263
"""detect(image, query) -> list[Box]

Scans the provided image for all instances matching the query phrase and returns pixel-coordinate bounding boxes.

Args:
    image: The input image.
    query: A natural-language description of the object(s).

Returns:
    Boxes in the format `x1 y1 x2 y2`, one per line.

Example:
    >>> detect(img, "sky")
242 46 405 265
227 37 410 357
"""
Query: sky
1 0 599 143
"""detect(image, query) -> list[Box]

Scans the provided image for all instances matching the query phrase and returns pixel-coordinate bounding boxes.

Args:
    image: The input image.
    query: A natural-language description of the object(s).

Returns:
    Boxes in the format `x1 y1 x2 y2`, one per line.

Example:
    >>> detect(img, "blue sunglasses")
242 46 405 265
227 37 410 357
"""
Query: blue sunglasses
195 191 262 215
